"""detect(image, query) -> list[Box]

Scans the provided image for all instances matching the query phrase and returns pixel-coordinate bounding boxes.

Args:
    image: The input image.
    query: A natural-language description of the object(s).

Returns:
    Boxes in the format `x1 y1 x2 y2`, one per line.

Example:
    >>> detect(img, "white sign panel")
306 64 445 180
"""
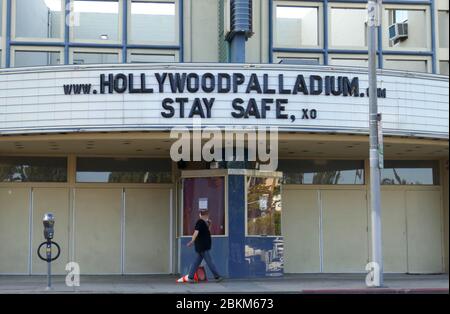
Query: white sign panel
0 64 448 138
199 198 208 210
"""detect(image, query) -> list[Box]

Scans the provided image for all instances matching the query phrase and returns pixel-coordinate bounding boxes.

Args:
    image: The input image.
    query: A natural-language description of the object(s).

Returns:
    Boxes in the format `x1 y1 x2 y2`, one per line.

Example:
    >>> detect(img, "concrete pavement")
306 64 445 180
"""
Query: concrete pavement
0 274 448 294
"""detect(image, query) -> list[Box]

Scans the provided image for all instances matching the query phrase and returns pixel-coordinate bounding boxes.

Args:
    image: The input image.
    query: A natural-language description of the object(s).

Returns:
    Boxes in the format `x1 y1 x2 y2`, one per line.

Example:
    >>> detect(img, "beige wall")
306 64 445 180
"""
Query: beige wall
0 188 30 274
380 190 408 273
283 185 446 274
246 0 270 63
74 188 123 274
282 188 320 273
282 187 369 273
442 160 449 273
406 190 443 273
31 188 70 275
184 0 219 62
322 190 368 272
125 188 171 274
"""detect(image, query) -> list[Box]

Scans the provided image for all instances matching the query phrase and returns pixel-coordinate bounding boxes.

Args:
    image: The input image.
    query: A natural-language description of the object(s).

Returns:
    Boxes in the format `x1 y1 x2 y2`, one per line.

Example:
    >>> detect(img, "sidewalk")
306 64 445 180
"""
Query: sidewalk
0 274 448 294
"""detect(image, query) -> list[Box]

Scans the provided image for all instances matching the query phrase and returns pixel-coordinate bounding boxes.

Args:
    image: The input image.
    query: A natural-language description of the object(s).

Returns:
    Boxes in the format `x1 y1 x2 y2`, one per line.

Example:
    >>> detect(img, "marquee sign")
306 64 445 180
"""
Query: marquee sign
63 72 386 122
0 64 448 138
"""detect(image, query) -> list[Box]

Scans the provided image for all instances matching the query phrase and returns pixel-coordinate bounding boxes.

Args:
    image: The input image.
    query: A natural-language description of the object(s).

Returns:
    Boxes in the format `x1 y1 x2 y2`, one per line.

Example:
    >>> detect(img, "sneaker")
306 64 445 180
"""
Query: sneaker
214 276 224 283
187 277 197 284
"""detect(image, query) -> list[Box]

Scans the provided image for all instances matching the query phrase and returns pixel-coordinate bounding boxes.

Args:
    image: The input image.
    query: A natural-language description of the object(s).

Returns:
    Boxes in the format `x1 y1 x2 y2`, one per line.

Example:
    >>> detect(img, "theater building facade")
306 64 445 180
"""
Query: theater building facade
0 0 448 278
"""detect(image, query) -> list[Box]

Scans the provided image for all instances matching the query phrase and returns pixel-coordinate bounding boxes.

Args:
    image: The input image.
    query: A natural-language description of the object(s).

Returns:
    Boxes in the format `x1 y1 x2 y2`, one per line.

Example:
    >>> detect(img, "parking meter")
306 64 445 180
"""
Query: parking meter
37 212 61 290
43 213 55 240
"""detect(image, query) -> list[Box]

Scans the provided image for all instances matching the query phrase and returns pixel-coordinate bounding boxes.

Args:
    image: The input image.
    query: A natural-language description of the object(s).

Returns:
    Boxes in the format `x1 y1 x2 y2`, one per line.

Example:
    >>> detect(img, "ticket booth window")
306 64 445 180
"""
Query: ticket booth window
247 177 282 236
182 177 226 236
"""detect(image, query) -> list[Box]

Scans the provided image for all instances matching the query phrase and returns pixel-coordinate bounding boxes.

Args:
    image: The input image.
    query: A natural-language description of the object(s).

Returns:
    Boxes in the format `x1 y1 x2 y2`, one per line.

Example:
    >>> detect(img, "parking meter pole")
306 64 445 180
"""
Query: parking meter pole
38 213 60 290
46 240 52 290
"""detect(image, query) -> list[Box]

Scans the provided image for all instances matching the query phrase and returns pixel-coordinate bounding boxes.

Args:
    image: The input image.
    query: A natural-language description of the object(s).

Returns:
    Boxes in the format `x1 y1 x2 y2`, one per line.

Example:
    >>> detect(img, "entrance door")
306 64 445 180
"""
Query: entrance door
73 187 172 274
182 177 226 236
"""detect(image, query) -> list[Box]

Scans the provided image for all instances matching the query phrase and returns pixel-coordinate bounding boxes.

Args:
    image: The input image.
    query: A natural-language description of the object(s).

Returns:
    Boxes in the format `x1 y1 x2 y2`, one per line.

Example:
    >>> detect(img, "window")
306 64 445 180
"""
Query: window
330 8 367 47
438 11 449 49
274 5 319 47
76 157 172 183
14 0 63 40
247 177 281 236
384 58 429 73
71 0 120 42
182 177 225 236
381 160 439 185
13 50 61 67
129 0 176 44
0 157 67 182
394 10 408 23
273 52 322 65
440 61 449 76
386 8 428 49
330 56 369 68
72 51 119 64
128 51 176 63
278 160 365 185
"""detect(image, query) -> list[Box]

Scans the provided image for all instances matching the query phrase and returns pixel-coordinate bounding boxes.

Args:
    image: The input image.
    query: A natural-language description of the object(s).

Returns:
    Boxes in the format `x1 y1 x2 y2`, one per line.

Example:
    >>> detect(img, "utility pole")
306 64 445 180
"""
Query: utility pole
367 0 384 287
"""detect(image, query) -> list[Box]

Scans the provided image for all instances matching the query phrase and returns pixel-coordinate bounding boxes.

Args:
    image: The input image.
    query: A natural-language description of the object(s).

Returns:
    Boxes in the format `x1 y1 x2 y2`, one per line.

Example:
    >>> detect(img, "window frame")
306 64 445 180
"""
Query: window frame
69 0 123 45
382 4 431 52
75 156 173 184
328 3 368 50
277 159 366 186
329 53 370 68
272 0 323 50
245 174 283 237
10 46 64 67
69 47 121 64
0 156 69 183
127 48 178 63
383 54 432 73
380 160 440 186
179 170 229 238
11 0 65 42
273 51 323 64
127 0 179 46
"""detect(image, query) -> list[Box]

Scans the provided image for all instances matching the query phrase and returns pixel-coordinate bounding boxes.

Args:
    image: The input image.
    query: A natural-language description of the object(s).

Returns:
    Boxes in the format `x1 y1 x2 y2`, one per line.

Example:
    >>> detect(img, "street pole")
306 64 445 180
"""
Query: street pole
367 0 383 287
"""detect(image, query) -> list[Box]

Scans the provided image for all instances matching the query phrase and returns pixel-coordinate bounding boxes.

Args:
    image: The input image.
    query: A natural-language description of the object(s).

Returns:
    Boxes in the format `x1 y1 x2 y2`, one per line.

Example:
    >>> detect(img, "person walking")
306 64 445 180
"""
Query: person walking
186 210 223 283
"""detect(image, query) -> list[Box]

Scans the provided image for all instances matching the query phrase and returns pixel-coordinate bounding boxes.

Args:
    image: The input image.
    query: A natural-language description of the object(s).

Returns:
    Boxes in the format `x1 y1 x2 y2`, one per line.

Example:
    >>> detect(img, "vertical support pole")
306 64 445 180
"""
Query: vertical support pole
323 0 329 65
227 175 246 278
230 34 246 63
5 0 11 67
430 0 437 74
367 0 383 288
122 0 128 63
64 0 70 65
268 0 273 64
179 0 184 62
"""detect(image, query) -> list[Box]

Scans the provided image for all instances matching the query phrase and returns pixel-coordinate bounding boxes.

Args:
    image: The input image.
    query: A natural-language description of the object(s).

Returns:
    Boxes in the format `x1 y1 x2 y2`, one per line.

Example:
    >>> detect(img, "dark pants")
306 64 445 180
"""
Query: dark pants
188 250 221 280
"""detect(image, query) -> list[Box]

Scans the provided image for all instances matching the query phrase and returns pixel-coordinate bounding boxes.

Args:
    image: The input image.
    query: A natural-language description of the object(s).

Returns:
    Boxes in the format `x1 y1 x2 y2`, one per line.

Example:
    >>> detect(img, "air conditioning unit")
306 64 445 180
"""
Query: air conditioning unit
389 22 408 43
